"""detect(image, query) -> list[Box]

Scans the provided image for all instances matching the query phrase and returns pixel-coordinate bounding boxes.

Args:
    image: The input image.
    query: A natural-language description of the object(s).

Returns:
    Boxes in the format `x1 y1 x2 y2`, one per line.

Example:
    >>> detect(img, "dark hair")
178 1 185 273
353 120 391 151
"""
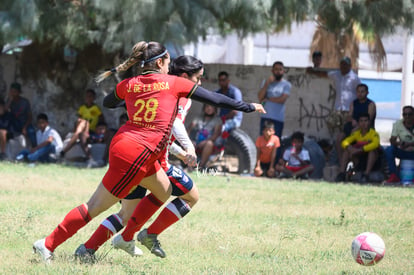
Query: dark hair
218 71 229 78
312 51 322 58
0 98 5 105
37 113 48 121
86 88 96 97
356 83 369 92
96 121 107 127
357 112 370 121
10 82 21 92
202 104 217 114
291 131 304 142
317 139 332 149
272 61 284 68
402 105 414 112
169 55 203 77
340 56 351 65
263 121 275 130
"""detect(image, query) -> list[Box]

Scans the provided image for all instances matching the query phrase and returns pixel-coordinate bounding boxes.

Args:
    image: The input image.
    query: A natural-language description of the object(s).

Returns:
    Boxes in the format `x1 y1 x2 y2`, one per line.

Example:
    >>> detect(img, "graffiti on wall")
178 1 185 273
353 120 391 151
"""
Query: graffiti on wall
297 83 337 134
235 66 255 80
198 64 343 140
284 72 340 137
287 73 312 89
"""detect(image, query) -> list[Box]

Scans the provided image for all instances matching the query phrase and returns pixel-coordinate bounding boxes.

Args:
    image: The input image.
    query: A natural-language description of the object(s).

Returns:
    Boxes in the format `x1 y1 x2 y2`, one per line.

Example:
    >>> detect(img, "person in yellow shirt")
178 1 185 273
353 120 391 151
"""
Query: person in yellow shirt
61 89 105 159
77 91 103 133
335 113 380 183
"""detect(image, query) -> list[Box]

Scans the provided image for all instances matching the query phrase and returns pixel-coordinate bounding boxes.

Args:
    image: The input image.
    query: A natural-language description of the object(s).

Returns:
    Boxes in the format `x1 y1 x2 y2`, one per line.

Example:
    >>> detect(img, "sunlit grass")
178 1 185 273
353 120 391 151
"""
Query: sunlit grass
0 162 413 274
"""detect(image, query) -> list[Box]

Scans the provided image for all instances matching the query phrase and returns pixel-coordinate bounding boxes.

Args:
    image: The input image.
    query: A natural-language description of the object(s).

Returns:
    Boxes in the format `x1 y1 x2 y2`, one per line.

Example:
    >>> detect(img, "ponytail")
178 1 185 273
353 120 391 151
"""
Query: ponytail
96 41 168 83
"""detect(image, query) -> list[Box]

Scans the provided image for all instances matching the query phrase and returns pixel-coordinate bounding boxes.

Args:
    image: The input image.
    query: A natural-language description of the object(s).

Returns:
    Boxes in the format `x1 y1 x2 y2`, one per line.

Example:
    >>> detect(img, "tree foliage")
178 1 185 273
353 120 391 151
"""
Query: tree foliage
309 0 414 70
1 0 413 67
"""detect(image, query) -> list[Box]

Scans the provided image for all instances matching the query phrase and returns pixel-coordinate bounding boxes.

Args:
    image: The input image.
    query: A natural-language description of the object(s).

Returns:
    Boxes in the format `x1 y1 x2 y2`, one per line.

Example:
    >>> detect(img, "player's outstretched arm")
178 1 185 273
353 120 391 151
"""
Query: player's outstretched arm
190 86 265 114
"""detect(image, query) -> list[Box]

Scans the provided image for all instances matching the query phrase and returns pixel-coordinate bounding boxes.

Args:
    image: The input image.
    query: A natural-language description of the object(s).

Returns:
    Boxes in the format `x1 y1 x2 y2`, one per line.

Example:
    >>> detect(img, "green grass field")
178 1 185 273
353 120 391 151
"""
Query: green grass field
0 162 413 274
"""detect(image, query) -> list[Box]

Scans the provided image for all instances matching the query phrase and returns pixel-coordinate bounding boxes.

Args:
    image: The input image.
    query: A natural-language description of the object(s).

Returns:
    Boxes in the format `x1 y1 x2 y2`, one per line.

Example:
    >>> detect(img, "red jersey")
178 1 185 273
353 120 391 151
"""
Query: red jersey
115 71 197 154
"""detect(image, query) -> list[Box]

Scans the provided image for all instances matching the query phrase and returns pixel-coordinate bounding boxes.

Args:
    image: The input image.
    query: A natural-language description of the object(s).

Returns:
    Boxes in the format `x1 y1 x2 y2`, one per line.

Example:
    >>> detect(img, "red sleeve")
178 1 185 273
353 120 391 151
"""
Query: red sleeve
172 76 198 98
115 78 130 100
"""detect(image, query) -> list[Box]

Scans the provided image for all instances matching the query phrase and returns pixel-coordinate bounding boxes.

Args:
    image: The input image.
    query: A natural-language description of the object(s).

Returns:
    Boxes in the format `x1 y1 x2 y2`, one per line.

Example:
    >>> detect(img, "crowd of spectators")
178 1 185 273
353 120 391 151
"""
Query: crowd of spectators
1 54 413 187
0 83 123 167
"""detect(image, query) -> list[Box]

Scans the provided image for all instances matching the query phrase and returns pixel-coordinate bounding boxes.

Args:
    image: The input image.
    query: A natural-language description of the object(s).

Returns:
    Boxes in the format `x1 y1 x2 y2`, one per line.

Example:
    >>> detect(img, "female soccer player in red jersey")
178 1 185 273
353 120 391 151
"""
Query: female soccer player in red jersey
74 55 203 262
33 41 265 263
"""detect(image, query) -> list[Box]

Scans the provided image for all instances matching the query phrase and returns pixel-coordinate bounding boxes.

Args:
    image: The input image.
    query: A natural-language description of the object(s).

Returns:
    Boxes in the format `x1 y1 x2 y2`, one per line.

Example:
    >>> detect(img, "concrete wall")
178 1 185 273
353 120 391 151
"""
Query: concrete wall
0 54 125 136
188 64 336 142
1 55 338 141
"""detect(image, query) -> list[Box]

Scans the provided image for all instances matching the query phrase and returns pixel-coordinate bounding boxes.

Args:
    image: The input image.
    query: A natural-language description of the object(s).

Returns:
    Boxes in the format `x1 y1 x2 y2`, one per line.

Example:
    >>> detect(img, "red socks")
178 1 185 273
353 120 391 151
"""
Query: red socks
84 214 124 251
45 204 91 252
121 194 163 241
147 198 191 235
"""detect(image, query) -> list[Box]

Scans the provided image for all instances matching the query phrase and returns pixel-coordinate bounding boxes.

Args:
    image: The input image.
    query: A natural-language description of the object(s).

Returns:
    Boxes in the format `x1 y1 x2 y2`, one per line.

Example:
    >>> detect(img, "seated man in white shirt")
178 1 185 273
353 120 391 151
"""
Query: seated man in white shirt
16 113 63 163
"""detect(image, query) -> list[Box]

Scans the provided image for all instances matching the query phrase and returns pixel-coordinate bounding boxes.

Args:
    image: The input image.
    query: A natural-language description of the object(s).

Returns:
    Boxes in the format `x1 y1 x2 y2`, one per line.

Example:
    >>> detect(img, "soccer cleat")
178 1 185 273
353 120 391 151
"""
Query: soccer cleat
74 244 96 264
33 238 53 263
386 173 400 184
111 234 143 256
137 229 166 258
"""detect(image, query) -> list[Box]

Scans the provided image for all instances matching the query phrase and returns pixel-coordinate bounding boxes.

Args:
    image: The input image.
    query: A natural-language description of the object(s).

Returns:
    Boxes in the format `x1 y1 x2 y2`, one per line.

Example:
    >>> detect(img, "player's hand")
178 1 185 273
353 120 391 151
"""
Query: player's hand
251 103 266 113
184 150 197 167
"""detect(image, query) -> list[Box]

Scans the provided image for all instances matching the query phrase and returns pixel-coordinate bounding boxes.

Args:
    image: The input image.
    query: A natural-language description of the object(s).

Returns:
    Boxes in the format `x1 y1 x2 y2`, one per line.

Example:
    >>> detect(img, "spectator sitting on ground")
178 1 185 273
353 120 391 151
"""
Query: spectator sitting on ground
336 83 376 156
6 82 37 147
275 131 314 179
60 88 105 160
188 104 222 169
335 113 380 183
254 121 280 177
318 138 338 166
215 71 243 134
89 121 107 144
15 113 63 163
0 99 13 160
384 105 414 183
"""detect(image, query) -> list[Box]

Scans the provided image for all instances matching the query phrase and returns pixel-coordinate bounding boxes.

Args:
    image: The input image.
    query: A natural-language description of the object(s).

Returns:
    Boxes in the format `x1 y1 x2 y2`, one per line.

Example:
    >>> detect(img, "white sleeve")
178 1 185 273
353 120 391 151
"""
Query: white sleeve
283 147 291 161
172 118 194 151
169 142 186 157
302 150 311 161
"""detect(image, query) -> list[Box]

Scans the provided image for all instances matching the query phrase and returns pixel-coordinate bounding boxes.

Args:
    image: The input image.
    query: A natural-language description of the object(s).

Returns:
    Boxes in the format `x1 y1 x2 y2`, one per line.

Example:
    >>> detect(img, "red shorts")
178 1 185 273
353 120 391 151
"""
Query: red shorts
286 165 311 173
102 133 161 198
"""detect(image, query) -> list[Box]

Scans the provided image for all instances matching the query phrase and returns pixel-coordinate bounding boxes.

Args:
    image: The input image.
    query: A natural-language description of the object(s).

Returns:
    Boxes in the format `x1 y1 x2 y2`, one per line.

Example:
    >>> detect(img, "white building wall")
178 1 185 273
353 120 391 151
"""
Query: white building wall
184 21 406 72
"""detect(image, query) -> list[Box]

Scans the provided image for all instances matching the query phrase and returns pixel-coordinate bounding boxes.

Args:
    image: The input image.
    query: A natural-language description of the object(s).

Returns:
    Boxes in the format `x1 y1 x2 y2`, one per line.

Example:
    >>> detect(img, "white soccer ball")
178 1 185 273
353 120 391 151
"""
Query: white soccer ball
351 232 385 266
